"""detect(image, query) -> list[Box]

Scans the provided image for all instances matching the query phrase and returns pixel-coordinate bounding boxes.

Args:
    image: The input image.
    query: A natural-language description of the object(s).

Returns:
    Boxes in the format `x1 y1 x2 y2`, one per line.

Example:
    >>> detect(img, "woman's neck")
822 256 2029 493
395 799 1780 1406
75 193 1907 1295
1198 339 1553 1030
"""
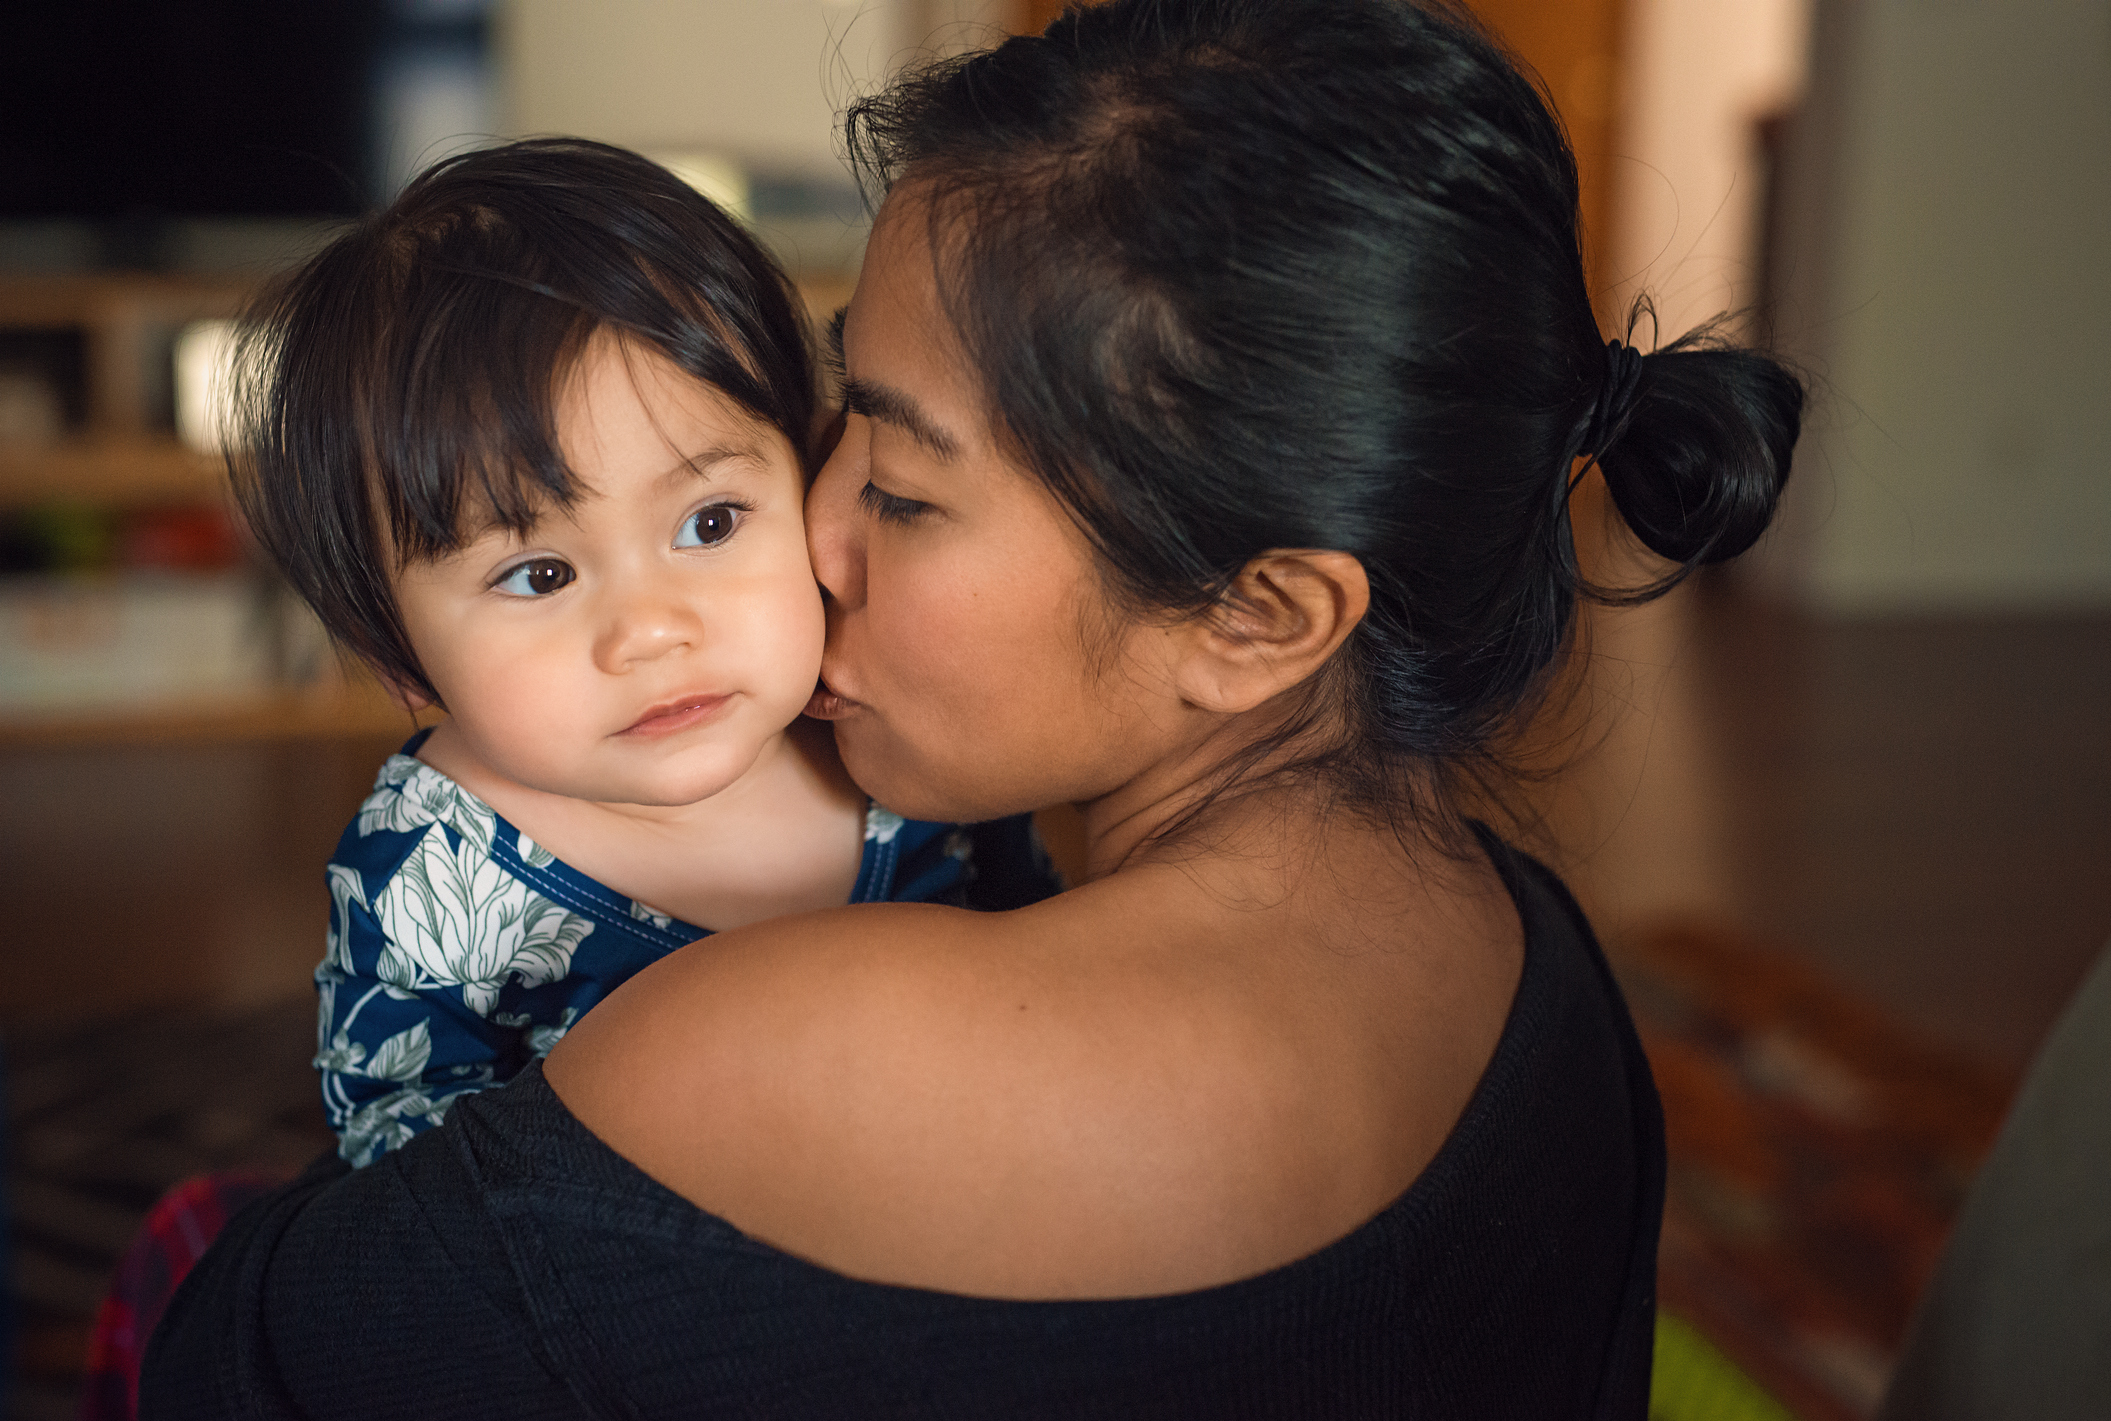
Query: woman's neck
1073 695 1371 884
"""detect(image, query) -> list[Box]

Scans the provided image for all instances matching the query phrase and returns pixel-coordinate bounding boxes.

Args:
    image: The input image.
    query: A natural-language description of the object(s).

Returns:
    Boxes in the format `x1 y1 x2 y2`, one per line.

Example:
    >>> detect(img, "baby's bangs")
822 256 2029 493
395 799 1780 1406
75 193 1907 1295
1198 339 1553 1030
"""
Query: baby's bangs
376 261 603 562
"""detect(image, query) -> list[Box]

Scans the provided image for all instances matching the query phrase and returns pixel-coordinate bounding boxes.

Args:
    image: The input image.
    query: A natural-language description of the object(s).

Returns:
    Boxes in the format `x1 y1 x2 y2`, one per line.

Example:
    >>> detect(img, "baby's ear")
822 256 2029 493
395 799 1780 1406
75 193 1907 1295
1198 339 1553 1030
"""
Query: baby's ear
372 668 436 714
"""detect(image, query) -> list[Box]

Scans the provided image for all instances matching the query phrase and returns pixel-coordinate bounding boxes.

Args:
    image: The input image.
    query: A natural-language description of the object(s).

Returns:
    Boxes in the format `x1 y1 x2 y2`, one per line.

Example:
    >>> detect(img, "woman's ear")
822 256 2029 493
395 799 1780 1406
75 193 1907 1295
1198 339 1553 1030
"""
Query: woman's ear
1170 550 1369 714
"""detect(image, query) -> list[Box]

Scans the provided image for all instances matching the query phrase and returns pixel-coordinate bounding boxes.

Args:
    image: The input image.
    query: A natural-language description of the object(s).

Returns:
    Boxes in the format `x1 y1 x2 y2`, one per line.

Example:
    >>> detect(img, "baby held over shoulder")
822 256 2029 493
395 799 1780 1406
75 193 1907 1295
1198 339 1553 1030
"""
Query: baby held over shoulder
224 140 1017 1165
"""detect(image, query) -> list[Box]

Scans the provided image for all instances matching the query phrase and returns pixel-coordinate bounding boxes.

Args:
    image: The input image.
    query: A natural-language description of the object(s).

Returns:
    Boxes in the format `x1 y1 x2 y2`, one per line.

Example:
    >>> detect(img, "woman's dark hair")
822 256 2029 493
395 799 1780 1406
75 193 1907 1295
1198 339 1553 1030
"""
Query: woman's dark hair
230 137 815 706
846 0 1803 836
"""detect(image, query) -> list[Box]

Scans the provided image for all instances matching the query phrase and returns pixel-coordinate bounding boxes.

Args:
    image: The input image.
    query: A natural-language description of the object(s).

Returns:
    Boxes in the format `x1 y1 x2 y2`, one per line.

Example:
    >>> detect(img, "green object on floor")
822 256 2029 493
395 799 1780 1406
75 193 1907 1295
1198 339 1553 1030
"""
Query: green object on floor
1651 1312 1797 1421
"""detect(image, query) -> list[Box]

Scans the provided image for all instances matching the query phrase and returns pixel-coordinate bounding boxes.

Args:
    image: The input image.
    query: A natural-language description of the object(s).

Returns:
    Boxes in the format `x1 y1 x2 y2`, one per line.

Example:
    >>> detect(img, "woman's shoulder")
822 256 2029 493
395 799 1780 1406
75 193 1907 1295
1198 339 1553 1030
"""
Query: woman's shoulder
543 847 1529 1300
545 881 1210 1296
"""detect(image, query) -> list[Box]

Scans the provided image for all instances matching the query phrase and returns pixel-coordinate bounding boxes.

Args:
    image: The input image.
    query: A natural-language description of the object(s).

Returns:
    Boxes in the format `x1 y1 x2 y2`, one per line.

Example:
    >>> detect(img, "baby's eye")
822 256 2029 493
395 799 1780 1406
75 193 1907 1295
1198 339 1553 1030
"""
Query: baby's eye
492 558 576 597
675 503 745 548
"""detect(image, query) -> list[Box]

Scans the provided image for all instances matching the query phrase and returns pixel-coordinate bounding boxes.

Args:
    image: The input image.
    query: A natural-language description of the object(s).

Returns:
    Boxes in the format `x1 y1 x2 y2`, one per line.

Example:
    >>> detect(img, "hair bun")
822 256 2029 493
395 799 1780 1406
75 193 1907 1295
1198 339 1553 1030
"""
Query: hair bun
1595 325 1804 573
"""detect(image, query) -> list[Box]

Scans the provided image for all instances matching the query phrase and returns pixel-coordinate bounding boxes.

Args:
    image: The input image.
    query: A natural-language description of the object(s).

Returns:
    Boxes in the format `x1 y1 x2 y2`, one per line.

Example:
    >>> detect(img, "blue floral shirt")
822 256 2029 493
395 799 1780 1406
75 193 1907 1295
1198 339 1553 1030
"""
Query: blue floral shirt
317 733 976 1166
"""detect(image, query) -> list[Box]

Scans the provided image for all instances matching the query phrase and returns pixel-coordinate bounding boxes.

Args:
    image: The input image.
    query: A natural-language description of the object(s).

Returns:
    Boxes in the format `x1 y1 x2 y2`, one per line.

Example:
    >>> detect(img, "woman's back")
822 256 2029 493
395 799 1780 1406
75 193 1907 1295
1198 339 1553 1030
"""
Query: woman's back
143 830 1662 1419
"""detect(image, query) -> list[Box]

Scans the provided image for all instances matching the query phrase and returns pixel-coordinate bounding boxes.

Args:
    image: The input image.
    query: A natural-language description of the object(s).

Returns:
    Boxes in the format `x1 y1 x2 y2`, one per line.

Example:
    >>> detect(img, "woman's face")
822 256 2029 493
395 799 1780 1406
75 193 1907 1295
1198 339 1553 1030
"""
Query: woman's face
805 198 1174 824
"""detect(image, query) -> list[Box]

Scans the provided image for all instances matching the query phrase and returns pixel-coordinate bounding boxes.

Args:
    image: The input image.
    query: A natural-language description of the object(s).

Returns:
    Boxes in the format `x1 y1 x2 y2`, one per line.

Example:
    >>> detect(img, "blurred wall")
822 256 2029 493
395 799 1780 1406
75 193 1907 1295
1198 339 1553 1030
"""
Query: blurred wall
1539 0 1808 940
1605 0 1808 340
1767 0 2111 612
498 0 919 178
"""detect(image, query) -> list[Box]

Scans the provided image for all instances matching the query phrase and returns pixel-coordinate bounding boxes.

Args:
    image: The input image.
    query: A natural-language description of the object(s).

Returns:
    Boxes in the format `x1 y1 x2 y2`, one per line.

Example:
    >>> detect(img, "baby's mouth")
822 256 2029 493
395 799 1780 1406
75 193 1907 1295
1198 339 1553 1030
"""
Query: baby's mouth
620 693 732 738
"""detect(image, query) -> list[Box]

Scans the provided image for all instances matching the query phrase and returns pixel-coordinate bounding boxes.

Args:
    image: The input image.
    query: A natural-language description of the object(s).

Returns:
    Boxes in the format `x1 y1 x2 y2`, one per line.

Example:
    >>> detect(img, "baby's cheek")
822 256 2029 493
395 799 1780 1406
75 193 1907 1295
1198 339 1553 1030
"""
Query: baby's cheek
745 569 828 698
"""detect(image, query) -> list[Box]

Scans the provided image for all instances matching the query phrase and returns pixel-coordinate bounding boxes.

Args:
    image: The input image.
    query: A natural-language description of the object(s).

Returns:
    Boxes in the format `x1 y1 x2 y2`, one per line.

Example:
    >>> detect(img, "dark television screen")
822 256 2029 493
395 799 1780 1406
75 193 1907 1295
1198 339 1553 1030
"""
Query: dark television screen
0 0 381 219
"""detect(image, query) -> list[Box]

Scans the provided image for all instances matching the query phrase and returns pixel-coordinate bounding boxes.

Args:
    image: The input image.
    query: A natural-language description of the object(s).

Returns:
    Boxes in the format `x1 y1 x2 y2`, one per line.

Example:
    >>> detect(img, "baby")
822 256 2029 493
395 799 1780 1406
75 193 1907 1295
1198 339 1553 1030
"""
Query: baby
231 140 1027 1165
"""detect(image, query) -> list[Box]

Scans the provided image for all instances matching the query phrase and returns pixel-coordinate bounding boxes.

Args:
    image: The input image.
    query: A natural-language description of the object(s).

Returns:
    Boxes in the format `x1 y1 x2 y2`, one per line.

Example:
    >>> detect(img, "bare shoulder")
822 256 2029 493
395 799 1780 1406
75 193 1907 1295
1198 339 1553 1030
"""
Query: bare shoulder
543 860 1519 1300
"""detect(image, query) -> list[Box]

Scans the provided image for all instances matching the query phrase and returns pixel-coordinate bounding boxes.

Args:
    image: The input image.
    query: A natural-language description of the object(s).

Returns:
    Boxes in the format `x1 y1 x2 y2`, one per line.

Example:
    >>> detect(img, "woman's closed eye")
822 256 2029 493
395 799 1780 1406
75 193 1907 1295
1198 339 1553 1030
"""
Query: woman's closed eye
858 481 933 525
675 501 750 549
491 557 576 597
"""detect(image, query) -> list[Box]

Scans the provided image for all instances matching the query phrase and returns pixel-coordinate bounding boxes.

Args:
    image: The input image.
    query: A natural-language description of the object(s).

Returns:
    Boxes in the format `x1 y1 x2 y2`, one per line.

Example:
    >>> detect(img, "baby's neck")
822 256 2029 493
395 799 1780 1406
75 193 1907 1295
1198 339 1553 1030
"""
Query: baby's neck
415 718 868 932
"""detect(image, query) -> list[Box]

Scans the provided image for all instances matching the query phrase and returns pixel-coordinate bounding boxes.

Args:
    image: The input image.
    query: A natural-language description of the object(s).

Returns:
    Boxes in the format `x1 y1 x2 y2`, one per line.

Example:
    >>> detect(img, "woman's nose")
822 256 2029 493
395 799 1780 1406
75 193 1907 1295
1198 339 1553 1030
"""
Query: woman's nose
807 424 868 613
591 575 707 674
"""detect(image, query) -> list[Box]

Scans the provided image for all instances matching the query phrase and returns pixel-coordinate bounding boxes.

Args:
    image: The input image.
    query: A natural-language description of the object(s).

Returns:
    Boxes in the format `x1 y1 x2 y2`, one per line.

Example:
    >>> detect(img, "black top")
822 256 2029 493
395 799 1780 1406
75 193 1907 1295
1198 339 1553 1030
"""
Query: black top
142 833 1664 1420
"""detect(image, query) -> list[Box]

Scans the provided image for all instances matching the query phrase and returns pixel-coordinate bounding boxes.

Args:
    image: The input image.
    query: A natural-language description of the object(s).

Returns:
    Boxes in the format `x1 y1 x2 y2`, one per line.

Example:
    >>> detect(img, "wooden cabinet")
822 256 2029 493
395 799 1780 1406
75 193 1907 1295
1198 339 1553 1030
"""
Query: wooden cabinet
0 273 418 745
0 273 246 506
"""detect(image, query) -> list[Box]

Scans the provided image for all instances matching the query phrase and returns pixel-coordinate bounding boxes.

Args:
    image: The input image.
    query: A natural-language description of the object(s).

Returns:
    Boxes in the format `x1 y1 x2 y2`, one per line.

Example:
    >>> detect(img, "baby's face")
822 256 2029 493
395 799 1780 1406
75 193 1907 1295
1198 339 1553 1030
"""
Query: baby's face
393 332 821 808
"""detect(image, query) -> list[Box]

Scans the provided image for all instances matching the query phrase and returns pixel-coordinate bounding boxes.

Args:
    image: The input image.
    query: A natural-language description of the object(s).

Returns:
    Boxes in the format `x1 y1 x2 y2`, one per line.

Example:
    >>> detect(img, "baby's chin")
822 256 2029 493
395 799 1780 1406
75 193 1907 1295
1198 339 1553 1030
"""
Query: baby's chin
470 731 758 813
586 742 776 810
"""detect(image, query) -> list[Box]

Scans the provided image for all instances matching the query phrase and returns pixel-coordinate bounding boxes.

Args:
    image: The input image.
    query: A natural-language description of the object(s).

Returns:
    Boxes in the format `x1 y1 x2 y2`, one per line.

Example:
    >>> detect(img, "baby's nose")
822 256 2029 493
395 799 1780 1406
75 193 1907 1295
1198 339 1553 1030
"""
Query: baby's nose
592 583 706 673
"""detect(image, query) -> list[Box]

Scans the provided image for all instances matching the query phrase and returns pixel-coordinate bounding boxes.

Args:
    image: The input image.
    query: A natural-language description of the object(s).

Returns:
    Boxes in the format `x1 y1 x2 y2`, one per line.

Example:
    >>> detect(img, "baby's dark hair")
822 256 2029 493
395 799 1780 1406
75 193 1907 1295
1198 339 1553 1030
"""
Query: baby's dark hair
847 0 1803 840
230 137 815 706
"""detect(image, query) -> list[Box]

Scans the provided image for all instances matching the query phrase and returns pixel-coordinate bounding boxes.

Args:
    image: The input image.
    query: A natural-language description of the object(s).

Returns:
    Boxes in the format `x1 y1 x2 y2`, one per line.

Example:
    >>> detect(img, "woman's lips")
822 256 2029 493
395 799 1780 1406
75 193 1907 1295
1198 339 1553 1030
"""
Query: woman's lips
619 693 733 738
803 676 856 720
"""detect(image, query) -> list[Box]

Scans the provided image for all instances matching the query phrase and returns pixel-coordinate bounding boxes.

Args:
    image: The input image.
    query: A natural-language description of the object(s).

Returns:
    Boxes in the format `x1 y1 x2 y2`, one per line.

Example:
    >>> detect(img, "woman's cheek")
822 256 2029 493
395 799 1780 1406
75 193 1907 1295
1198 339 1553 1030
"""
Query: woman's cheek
909 577 998 709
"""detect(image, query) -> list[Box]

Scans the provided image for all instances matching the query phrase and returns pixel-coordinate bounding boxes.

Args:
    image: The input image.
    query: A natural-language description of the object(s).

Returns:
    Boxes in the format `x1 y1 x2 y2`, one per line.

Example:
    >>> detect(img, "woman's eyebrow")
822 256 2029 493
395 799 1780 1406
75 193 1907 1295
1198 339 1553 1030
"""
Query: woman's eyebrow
827 307 960 463
840 378 960 463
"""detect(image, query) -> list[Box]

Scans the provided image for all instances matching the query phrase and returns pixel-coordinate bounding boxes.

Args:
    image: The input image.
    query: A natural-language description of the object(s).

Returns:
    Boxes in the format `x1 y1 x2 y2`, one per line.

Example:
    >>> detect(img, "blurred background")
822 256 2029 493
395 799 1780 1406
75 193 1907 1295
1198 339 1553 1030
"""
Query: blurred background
0 1 2105 1417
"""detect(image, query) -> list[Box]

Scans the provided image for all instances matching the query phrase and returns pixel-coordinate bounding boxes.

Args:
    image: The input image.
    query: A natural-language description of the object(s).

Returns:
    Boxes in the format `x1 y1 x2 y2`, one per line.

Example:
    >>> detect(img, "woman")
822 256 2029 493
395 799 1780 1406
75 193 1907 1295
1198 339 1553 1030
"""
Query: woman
143 1 1799 1415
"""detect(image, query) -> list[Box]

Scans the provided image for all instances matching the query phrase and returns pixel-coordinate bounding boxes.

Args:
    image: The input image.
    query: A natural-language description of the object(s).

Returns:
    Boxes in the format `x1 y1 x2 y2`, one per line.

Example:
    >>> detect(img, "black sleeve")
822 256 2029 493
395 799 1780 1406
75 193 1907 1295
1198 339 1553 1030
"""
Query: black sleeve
139 1132 579 1420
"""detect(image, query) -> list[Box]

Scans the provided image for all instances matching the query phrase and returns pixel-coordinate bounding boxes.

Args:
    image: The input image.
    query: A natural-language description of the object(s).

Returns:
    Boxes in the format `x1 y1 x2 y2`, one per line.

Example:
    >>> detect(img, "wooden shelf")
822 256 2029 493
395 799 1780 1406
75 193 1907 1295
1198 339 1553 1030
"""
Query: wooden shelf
0 435 225 510
0 670 435 748
0 273 256 435
0 272 254 325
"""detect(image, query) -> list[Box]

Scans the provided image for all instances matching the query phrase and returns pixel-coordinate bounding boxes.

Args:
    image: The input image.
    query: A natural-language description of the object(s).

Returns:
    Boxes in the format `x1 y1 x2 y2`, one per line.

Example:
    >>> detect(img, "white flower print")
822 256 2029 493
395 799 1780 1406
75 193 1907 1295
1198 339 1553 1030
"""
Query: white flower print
865 805 905 845
518 828 556 868
337 1084 455 1168
372 824 596 1016
628 899 675 932
315 977 384 1076
491 1005 580 1057
362 1019 433 1082
356 754 497 858
526 1007 579 1057
314 967 342 1055
314 1028 367 1076
322 862 367 975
